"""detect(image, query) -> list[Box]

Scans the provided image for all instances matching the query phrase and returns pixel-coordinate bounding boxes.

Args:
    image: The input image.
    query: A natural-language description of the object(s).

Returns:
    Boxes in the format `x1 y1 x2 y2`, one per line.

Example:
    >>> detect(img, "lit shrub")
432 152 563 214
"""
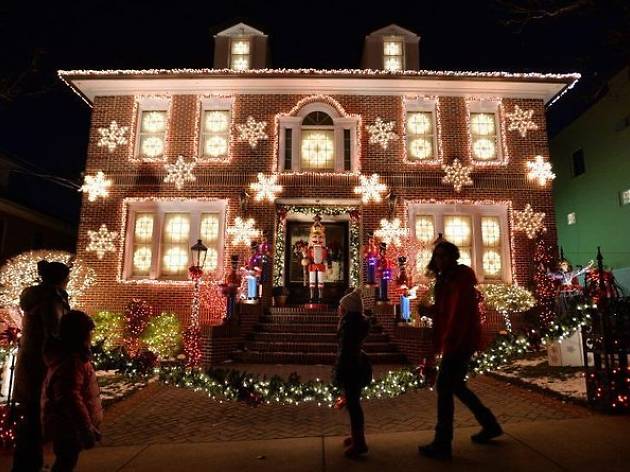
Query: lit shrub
140 312 182 360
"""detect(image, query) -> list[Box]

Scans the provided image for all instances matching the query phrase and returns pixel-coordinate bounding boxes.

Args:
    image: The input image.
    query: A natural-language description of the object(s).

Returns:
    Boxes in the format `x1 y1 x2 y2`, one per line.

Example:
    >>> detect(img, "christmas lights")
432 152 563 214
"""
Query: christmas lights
237 116 268 148
533 238 556 327
97 120 129 152
80 171 112 202
374 218 408 247
227 217 260 246
464 98 510 166
0 250 96 308
366 117 399 150
353 173 387 204
514 204 546 239
249 173 283 202
140 312 182 359
506 104 539 138
441 159 473 192
526 155 556 186
92 311 125 351
401 96 443 166
87 224 118 259
124 299 154 356
164 155 197 190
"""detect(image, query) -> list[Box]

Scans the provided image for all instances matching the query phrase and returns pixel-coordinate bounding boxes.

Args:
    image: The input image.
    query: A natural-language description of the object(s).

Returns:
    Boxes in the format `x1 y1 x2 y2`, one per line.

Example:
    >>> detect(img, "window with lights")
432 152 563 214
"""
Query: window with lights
405 98 440 163
230 37 251 70
134 98 170 160
383 37 404 71
467 100 505 163
197 97 233 160
123 200 227 281
408 202 511 282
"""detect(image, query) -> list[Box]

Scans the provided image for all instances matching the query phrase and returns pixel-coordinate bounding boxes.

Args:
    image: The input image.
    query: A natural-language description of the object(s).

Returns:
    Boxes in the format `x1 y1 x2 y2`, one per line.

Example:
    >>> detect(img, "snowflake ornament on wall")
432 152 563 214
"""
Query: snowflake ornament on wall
237 116 268 148
506 105 538 138
442 159 473 192
97 121 129 152
164 155 197 190
526 155 556 186
87 224 118 259
366 117 399 150
227 217 260 246
514 204 546 239
374 218 408 247
79 171 112 202
353 173 387 204
250 173 282 202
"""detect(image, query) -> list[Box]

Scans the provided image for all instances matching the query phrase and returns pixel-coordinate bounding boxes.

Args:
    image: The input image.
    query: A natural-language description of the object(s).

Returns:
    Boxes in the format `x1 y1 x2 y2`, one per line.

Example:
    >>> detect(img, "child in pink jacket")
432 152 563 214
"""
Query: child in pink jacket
41 310 102 471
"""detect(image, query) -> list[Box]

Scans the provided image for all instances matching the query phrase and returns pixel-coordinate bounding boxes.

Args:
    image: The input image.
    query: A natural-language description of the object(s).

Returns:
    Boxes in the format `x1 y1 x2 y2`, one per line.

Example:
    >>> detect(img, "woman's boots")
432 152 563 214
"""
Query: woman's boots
344 428 368 458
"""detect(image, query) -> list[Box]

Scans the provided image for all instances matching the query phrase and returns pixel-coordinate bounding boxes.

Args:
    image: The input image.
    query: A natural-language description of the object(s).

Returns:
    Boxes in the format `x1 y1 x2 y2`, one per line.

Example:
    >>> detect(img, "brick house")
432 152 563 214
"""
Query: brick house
58 23 578 365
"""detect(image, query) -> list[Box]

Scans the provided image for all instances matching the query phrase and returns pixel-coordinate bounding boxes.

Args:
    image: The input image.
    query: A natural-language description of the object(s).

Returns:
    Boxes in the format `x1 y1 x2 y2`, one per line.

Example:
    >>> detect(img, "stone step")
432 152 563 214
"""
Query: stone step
269 307 337 316
245 341 399 354
261 314 339 324
251 332 390 343
233 351 407 365
254 322 338 333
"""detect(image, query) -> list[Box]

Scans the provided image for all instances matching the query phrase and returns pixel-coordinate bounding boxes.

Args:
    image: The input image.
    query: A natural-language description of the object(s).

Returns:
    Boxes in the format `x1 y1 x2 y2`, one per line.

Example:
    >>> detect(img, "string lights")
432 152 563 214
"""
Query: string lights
354 173 387 203
249 173 282 202
237 116 268 148
514 204 546 239
227 217 260 246
526 155 556 186
366 117 399 150
164 155 197 190
506 104 539 138
374 218 408 247
86 224 118 259
441 159 473 192
80 171 112 202
97 120 129 152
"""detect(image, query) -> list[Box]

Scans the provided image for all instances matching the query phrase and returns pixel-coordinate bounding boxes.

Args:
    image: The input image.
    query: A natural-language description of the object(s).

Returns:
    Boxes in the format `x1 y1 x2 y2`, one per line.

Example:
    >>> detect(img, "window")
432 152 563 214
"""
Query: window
277 101 360 173
383 37 404 71
572 149 585 176
567 212 576 225
404 98 441 163
620 189 630 206
230 37 251 70
409 202 511 282
197 97 233 160
123 200 227 281
135 99 169 160
467 99 505 164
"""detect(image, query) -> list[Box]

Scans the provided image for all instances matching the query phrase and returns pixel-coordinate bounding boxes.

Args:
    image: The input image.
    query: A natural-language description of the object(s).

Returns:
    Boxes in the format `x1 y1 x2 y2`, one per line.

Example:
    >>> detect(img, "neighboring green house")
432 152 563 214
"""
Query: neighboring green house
551 66 630 293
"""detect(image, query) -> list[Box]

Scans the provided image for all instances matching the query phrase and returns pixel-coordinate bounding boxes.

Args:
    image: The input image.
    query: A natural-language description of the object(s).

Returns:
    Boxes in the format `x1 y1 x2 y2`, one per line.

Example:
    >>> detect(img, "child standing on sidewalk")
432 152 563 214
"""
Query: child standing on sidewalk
41 310 103 471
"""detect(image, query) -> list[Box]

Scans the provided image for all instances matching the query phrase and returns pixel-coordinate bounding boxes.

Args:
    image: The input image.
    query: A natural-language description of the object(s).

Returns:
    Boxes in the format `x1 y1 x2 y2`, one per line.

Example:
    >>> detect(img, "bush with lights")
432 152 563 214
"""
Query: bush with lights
140 312 182 359
92 311 125 351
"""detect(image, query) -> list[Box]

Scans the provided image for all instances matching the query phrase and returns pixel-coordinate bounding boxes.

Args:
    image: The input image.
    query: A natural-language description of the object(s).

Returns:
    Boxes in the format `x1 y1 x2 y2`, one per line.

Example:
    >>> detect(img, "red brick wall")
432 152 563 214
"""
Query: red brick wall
75 93 556 340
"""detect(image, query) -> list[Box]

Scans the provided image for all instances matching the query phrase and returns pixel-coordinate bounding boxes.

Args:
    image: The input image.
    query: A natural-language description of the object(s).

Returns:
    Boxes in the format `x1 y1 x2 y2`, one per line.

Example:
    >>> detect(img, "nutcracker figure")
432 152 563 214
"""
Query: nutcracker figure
376 242 393 304
244 241 262 303
364 233 379 286
397 256 412 321
259 231 272 284
220 255 241 320
307 214 330 303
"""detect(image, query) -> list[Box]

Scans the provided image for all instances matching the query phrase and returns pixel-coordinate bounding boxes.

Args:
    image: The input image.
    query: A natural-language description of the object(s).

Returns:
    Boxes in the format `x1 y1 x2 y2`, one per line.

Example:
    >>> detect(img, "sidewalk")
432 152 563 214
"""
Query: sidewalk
4 415 625 471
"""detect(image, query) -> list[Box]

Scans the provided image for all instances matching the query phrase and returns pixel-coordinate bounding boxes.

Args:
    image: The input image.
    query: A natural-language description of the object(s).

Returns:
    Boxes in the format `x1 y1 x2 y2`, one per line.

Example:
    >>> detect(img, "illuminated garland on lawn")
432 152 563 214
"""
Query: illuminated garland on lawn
272 206 361 288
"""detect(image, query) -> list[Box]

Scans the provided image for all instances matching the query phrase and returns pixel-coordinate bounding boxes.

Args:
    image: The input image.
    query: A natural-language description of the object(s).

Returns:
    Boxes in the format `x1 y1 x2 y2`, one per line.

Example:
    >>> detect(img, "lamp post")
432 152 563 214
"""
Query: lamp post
186 239 207 367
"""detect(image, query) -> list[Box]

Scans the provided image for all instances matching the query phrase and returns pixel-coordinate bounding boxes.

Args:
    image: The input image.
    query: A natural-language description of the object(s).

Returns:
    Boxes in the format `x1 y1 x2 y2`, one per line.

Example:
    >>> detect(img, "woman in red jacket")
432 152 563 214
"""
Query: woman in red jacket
419 241 502 460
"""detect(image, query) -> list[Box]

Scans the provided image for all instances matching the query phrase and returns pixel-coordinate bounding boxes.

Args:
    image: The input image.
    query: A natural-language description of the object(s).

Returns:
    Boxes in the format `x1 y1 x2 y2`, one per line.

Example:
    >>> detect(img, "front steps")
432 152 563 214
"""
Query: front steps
233 306 406 364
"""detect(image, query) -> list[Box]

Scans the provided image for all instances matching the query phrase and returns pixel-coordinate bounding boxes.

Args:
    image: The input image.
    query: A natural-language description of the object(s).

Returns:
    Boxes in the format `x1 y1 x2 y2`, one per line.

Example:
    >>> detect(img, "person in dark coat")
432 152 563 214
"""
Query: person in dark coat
333 288 372 458
12 260 71 472
42 310 102 472
419 241 502 460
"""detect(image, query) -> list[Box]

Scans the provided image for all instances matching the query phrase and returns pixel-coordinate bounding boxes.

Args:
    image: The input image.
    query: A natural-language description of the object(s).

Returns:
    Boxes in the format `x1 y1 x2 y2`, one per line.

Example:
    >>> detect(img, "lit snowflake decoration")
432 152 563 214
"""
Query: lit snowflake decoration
374 218 408 247
79 171 112 202
506 105 538 138
164 155 197 190
227 217 260 246
366 117 399 150
442 159 473 192
86 224 118 259
237 116 268 148
526 155 556 186
514 204 546 239
97 120 129 152
353 174 387 204
250 173 282 202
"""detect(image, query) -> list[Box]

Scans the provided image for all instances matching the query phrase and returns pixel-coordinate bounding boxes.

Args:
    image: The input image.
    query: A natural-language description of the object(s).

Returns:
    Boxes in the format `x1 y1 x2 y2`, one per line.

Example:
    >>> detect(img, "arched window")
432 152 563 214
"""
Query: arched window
277 100 360 173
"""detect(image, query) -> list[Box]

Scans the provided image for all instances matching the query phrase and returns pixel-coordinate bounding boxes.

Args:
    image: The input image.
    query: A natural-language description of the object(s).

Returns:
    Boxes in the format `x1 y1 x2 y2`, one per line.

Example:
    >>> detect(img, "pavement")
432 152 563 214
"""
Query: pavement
1 364 628 471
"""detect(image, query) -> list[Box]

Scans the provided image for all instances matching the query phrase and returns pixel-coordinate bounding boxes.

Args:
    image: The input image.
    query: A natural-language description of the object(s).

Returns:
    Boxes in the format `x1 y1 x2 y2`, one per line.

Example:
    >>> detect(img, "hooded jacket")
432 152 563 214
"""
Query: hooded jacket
334 311 372 387
13 284 70 404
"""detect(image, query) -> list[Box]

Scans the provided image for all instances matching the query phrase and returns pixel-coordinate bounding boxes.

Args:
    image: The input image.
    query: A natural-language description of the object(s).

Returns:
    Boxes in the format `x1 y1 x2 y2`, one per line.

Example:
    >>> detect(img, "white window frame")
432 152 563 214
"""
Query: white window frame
123 200 228 281
407 202 512 283
197 96 234 161
277 102 360 173
229 36 252 70
466 99 507 166
404 97 441 164
383 36 405 71
133 97 171 161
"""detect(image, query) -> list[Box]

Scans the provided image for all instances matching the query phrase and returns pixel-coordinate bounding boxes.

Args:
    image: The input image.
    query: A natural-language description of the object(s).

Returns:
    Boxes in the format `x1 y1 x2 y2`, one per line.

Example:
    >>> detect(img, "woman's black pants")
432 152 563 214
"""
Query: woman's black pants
344 382 365 432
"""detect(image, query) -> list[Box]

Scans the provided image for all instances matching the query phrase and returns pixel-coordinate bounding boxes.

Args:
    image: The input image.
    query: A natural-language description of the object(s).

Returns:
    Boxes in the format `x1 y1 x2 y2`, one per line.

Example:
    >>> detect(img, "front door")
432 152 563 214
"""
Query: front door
285 220 349 305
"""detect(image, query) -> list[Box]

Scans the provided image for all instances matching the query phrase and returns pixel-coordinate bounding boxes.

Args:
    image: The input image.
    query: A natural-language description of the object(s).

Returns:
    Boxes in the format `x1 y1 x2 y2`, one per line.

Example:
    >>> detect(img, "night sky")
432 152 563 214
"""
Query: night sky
1 0 628 225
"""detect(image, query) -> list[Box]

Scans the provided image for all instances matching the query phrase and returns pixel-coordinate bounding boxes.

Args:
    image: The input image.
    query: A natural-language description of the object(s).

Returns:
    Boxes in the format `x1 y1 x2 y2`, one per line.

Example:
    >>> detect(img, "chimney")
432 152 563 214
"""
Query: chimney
362 24 421 71
213 22 269 70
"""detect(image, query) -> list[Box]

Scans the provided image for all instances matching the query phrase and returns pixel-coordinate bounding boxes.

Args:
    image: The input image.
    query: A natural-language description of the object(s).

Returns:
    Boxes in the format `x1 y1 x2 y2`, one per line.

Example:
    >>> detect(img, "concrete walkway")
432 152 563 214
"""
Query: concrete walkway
2 416 624 471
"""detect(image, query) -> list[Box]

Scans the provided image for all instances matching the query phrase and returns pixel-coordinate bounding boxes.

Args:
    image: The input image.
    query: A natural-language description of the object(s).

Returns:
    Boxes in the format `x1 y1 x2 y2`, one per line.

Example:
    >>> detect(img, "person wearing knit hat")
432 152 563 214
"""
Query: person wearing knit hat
333 287 372 458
